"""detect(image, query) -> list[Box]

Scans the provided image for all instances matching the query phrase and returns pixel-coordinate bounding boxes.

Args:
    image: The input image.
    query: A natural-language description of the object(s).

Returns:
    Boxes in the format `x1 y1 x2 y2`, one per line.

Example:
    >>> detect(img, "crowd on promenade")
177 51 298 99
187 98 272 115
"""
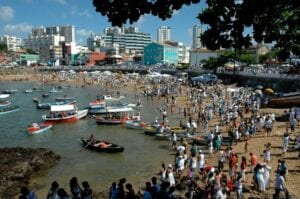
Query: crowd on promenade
15 71 300 199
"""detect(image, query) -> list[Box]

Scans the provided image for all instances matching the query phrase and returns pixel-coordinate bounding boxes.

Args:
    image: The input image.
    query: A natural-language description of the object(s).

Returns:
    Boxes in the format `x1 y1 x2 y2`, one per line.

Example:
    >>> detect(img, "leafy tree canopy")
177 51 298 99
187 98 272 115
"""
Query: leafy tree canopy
0 43 7 53
93 0 300 61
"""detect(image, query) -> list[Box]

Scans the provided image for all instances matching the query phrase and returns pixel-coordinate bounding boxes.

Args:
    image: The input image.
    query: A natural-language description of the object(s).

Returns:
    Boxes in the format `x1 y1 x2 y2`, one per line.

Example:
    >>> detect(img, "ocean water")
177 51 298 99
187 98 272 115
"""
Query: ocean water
0 81 176 197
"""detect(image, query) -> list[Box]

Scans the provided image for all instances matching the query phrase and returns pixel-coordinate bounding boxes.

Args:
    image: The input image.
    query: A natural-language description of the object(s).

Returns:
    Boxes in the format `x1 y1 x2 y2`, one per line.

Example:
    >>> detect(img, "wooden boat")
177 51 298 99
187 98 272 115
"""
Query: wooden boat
124 120 148 130
27 122 53 134
0 106 19 115
144 127 160 136
42 104 88 123
81 137 124 153
95 107 135 125
36 99 76 109
268 92 300 108
0 94 11 107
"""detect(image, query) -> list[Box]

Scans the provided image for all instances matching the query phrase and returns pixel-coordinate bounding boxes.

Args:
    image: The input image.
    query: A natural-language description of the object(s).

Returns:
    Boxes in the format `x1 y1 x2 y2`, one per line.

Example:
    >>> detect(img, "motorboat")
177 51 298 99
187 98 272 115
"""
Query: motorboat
0 94 11 107
27 122 53 134
41 104 88 123
95 107 136 125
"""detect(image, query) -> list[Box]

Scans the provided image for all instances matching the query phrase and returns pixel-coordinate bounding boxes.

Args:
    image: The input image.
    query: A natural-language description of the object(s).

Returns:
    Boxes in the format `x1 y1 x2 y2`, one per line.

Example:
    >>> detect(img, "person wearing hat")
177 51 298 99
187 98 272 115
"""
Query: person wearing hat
166 164 175 187
177 155 185 178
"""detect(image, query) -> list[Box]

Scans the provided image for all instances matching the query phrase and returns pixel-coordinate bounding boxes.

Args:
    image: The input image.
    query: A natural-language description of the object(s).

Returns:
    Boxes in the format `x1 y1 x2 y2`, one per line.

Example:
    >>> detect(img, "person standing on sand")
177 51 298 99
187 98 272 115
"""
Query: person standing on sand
47 181 59 199
282 129 289 156
249 153 258 172
69 177 81 199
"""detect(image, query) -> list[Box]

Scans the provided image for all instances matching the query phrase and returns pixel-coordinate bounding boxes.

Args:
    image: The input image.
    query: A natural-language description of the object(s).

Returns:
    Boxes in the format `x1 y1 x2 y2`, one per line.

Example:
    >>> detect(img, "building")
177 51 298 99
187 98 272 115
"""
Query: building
24 25 76 64
157 26 171 44
245 44 269 62
30 25 75 43
0 35 22 51
143 42 178 65
19 54 39 66
192 25 203 49
87 26 151 55
164 41 190 64
190 48 220 67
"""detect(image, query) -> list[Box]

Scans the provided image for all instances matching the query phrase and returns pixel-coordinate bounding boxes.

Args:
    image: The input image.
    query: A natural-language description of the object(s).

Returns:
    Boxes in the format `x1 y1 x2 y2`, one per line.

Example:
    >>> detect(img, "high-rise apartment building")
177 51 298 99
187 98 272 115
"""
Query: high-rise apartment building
0 35 22 51
157 26 171 44
192 25 203 49
87 26 151 55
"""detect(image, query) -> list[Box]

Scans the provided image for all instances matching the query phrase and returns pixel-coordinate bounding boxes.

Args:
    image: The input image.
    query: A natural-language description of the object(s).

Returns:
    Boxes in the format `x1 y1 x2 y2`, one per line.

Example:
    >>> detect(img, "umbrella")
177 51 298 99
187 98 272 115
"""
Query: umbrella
255 89 263 96
264 88 274 94
256 85 263 90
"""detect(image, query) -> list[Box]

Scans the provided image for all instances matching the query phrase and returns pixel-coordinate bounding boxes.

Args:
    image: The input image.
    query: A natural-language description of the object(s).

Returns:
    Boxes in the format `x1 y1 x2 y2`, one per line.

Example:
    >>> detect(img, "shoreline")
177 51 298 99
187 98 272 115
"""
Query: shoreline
0 69 299 198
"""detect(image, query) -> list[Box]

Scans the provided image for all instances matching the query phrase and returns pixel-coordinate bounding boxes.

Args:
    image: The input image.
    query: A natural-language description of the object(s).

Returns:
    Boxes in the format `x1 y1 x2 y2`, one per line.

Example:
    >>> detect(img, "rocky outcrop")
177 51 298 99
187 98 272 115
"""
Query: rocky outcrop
0 147 60 198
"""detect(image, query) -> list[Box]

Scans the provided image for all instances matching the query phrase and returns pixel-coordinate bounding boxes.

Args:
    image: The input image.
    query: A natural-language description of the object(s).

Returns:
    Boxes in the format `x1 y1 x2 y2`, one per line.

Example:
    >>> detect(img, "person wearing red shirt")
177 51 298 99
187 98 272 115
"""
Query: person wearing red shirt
249 152 258 172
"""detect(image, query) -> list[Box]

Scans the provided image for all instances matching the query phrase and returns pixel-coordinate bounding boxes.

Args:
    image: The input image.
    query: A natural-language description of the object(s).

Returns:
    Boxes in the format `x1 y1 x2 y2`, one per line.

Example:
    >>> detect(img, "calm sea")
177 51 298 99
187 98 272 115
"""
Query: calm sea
0 81 176 197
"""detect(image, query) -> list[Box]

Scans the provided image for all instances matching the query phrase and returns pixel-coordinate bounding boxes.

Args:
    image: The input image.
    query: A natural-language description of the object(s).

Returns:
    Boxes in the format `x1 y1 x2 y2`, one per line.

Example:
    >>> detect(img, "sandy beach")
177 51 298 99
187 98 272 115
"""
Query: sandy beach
1 68 299 198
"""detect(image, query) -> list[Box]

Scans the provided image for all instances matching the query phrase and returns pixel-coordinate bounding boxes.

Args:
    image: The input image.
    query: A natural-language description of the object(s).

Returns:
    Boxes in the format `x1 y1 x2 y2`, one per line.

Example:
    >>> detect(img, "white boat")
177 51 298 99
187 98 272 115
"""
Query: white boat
25 89 33 94
89 99 106 109
89 103 130 114
0 94 11 107
99 95 125 101
95 107 135 125
42 104 88 123
27 122 53 134
124 120 148 130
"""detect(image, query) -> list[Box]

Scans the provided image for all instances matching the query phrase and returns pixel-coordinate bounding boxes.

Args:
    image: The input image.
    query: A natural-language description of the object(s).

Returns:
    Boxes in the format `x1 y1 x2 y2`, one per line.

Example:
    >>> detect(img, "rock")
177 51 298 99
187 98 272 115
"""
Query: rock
0 147 60 198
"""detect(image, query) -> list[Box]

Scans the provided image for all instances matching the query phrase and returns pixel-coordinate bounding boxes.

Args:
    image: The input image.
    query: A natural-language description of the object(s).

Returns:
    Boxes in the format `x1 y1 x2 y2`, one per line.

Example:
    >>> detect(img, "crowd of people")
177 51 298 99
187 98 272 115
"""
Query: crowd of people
16 71 299 199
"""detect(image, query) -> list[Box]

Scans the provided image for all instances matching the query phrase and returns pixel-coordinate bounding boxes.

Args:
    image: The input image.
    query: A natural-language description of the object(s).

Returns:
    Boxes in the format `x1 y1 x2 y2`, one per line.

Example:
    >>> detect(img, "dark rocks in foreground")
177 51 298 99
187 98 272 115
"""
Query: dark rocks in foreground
0 147 60 198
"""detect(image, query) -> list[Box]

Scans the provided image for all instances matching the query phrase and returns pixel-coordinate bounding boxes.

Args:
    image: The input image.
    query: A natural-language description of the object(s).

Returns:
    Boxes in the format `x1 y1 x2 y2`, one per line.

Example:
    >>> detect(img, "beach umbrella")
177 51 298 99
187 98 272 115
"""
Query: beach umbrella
264 88 274 94
255 89 263 97
256 85 263 90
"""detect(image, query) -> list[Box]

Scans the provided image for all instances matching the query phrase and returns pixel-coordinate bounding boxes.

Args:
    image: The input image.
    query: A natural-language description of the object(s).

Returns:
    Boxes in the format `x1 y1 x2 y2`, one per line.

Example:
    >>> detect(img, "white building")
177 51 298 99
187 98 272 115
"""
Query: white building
157 26 171 44
30 25 75 43
190 49 220 67
0 35 22 51
24 35 65 53
192 25 203 49
87 26 151 55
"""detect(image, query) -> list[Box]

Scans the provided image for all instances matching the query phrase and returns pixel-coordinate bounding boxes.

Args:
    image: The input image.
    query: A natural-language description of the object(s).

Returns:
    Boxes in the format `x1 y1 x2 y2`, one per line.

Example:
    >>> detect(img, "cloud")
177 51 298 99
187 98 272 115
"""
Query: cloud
76 29 94 37
0 6 14 21
53 0 67 5
79 9 92 18
4 23 32 33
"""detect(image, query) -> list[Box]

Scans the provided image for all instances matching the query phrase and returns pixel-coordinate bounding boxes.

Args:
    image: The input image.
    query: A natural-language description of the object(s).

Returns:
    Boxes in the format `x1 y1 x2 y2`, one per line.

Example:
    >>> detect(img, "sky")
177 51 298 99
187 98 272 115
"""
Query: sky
0 0 207 47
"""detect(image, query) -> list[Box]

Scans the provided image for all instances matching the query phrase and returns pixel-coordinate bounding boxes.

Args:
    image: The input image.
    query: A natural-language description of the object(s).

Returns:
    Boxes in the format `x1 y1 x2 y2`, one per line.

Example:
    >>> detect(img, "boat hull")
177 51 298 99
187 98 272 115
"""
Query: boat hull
42 109 88 123
27 123 53 134
268 95 300 108
81 138 124 153
0 106 19 115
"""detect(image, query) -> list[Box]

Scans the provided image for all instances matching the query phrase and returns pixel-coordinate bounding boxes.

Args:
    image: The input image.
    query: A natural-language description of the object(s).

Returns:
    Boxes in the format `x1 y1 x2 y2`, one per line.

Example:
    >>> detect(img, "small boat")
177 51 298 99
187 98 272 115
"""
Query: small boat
32 87 44 92
87 99 107 114
99 95 125 101
81 137 124 153
90 103 130 114
0 94 11 107
55 96 77 102
124 120 148 130
95 107 135 125
144 127 160 136
49 88 59 93
36 99 76 109
27 122 53 134
33 98 40 103
268 93 300 108
42 93 49 98
42 104 88 123
24 89 33 94
0 106 19 115
2 89 18 94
